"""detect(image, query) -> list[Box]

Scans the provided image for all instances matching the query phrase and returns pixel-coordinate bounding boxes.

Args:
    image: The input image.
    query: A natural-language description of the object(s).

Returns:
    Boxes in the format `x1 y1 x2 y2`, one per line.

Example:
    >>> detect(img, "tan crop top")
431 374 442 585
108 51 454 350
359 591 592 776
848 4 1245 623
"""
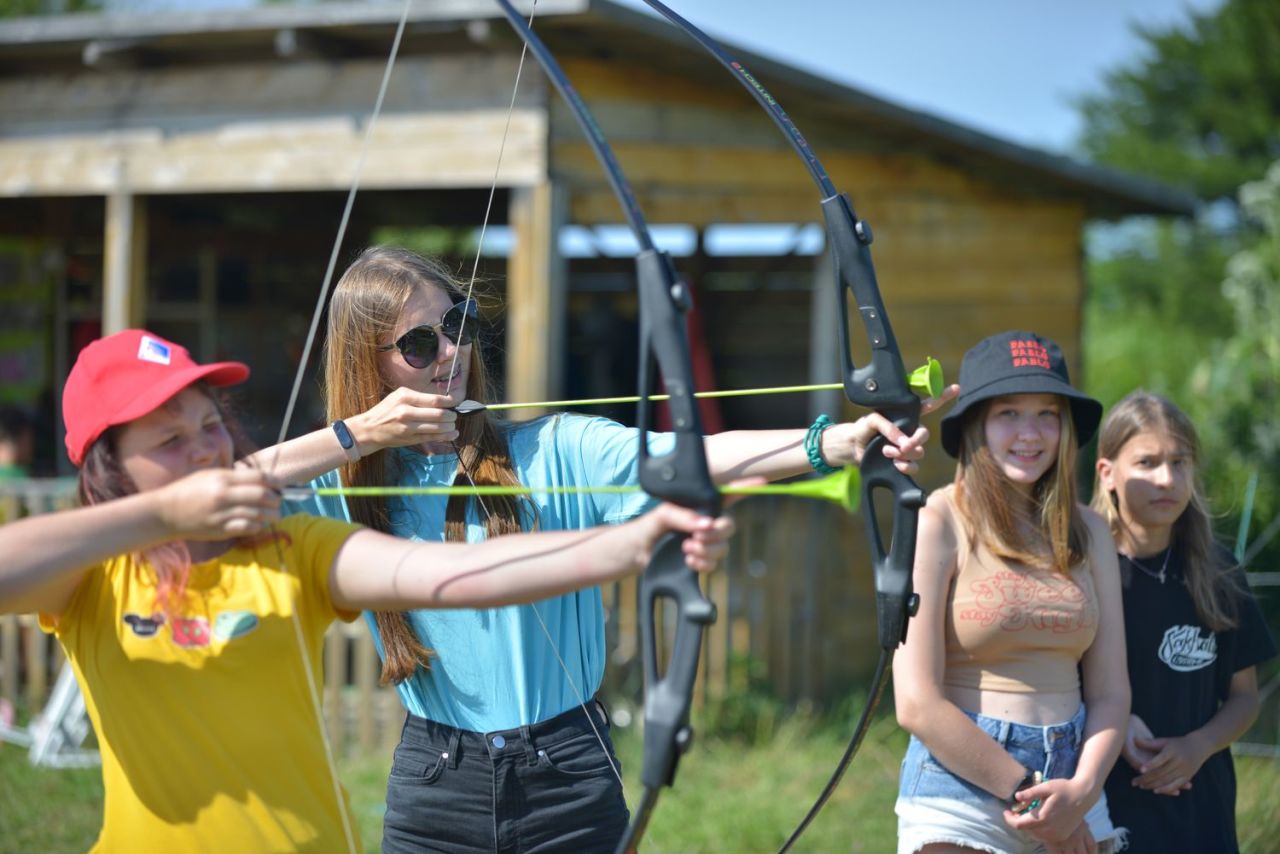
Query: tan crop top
937 484 1099 694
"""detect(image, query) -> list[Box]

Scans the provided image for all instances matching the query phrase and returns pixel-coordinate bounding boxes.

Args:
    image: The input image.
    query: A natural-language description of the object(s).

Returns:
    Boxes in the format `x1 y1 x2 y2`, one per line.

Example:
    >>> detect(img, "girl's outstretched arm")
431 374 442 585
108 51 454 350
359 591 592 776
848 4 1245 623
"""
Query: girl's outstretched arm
704 385 958 483
0 468 281 616
328 502 735 612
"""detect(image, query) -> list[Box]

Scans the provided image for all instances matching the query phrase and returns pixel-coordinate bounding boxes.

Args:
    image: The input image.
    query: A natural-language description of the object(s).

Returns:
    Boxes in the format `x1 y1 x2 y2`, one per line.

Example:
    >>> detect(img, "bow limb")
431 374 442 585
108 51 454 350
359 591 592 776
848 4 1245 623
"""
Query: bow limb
632 3 927 849
492 4 719 852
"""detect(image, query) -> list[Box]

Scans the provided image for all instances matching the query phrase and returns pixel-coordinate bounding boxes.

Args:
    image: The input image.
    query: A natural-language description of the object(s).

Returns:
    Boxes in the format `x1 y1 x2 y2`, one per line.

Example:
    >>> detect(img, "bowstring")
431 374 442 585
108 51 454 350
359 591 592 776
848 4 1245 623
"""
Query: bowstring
441 0 628 795
263 2 412 851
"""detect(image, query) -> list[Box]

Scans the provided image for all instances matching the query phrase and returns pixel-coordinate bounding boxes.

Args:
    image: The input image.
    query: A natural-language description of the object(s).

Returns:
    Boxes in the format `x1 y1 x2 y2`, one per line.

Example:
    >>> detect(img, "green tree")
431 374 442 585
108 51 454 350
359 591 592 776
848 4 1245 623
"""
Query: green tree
1186 163 1280 559
1077 0 1280 204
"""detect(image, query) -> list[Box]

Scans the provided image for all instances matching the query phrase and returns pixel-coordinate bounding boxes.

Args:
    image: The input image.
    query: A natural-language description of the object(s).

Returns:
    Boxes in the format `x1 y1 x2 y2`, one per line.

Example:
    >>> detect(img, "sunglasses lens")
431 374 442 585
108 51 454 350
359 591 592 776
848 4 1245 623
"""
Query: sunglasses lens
441 300 478 345
397 327 439 369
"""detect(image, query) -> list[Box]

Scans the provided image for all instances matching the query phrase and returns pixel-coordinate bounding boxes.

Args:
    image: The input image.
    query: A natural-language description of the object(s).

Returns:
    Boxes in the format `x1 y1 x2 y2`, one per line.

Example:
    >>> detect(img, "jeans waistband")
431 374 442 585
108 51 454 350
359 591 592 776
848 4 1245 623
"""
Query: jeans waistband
399 700 611 767
962 703 1086 751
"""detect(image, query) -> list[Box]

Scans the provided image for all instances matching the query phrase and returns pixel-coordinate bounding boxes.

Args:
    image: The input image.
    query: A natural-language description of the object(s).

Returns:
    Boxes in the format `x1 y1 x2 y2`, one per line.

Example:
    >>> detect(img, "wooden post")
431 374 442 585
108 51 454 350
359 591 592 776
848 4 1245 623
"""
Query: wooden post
1 616 17 712
103 191 148 334
355 630 377 753
506 182 567 419
324 627 345 757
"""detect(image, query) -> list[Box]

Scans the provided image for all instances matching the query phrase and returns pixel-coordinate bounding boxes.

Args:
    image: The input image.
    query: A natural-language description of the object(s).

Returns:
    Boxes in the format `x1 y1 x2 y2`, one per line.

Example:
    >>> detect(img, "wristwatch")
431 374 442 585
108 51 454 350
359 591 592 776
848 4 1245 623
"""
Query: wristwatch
331 420 361 463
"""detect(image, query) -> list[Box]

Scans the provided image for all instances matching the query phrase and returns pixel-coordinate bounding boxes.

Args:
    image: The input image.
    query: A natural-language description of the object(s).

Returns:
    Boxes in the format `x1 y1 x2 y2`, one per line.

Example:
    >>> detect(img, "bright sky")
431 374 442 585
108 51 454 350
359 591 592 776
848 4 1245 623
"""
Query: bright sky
118 0 1224 154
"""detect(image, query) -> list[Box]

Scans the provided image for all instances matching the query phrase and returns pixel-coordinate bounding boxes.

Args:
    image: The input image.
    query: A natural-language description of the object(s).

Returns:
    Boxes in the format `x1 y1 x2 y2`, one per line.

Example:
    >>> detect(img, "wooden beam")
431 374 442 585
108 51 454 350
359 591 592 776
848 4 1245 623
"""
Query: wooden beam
506 181 567 418
0 112 547 196
102 191 147 334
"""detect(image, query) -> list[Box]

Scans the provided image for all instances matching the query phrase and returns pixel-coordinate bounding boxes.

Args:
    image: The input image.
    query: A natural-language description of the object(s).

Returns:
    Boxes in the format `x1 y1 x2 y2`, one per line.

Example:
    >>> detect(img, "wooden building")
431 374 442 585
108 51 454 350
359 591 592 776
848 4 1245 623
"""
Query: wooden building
0 1 1194 702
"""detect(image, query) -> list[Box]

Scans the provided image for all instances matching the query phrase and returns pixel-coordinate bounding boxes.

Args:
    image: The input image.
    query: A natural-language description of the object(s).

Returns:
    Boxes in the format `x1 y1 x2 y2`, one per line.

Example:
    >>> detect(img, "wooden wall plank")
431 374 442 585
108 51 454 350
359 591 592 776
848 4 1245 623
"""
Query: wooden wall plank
0 112 547 196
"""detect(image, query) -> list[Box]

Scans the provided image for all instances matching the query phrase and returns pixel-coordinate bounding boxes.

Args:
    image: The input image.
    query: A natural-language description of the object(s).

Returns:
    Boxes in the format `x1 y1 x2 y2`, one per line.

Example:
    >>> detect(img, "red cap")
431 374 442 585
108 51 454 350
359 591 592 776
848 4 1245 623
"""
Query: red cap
62 329 249 466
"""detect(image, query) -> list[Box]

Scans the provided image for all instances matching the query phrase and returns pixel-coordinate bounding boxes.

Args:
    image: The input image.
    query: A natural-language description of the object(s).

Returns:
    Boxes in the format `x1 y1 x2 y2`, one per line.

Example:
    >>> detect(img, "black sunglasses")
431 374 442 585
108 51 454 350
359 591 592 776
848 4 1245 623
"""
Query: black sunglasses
377 299 479 369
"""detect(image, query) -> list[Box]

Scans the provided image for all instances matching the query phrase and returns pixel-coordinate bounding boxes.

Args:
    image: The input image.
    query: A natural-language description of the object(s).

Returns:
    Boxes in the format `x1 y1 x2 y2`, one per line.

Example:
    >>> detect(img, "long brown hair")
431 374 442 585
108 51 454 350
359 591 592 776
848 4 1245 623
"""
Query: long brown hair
77 384 261 620
324 246 529 684
1091 390 1239 630
954 395 1090 573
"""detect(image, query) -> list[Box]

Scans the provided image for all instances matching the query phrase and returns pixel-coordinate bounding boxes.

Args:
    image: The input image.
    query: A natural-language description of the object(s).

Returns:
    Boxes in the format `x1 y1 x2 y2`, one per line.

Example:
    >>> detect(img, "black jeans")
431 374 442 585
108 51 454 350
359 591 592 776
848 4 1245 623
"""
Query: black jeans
381 700 629 853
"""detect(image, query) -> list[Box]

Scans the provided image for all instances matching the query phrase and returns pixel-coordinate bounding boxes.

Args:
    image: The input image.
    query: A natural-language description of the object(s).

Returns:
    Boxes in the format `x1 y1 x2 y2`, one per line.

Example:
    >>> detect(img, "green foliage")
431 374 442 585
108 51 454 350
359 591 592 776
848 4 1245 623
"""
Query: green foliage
698 652 794 744
1083 220 1237 408
1185 163 1280 557
1076 0 1280 202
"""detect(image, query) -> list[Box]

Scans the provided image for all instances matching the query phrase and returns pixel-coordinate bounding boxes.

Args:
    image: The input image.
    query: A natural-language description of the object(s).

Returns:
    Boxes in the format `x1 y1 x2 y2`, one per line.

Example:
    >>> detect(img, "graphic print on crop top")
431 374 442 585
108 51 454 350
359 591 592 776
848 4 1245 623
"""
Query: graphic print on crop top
958 568 1096 634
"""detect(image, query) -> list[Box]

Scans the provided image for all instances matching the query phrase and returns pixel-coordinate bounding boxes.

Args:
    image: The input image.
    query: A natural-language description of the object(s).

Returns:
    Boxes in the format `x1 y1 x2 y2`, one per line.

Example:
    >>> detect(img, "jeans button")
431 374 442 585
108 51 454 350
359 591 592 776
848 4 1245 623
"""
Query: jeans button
492 735 506 748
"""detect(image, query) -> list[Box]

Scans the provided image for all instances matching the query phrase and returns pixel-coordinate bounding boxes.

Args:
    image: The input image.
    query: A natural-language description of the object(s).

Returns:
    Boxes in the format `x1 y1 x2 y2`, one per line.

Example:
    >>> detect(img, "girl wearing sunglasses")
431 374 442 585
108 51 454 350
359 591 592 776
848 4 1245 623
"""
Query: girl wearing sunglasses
254 245 956 851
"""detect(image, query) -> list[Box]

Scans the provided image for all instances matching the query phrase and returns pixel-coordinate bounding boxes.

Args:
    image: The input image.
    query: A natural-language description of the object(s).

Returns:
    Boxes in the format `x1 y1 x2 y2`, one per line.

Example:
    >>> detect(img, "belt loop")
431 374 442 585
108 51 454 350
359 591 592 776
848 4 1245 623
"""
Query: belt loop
447 729 461 769
998 719 1011 746
520 725 537 765
593 696 610 727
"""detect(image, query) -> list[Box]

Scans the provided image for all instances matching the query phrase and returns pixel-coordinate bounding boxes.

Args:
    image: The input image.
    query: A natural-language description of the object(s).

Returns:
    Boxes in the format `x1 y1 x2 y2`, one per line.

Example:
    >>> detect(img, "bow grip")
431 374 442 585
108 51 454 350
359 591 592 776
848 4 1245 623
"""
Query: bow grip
637 530 718 789
859 434 926 649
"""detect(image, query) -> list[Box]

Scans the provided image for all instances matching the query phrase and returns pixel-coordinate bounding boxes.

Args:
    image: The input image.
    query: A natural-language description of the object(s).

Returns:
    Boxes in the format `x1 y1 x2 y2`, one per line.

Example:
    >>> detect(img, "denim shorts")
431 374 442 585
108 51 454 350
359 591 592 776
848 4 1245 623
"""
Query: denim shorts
896 705 1125 854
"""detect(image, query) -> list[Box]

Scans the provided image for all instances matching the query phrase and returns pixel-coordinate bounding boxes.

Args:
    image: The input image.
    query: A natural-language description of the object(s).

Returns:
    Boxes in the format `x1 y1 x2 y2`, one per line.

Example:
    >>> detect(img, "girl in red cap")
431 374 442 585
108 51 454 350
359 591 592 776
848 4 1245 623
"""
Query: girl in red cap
0 328 735 853
893 330 1128 854
1094 391 1275 853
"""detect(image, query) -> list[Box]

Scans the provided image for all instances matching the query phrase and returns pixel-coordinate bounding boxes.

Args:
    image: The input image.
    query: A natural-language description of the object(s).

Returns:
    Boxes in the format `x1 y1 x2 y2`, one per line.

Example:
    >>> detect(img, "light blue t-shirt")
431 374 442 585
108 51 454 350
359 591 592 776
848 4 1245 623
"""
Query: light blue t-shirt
288 414 673 731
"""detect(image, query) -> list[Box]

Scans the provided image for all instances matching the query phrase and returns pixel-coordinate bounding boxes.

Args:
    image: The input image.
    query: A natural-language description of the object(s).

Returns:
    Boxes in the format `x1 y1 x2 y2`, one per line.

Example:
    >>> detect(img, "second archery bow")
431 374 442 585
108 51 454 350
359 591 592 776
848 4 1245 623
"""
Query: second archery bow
492 4 721 852
633 3 929 850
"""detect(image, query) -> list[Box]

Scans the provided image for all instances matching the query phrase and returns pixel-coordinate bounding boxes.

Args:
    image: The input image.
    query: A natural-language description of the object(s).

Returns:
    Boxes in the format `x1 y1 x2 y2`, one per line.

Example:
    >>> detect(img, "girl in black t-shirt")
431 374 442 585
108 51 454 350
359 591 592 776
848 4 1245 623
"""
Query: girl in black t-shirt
1092 391 1276 853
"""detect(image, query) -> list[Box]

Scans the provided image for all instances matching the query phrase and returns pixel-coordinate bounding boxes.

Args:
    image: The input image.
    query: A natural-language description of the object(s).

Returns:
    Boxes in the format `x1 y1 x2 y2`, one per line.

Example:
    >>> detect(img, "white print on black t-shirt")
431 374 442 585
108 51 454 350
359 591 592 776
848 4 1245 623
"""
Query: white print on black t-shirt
1158 625 1218 672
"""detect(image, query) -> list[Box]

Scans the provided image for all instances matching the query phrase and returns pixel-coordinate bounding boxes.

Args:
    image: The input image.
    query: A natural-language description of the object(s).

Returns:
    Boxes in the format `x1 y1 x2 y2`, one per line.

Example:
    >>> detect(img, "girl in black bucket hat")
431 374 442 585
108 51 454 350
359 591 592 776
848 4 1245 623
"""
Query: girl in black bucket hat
894 331 1129 854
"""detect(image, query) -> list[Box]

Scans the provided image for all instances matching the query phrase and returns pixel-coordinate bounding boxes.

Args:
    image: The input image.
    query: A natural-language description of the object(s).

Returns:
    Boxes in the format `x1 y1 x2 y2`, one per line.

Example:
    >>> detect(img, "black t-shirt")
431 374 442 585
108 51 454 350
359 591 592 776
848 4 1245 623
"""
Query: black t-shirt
1104 545 1276 853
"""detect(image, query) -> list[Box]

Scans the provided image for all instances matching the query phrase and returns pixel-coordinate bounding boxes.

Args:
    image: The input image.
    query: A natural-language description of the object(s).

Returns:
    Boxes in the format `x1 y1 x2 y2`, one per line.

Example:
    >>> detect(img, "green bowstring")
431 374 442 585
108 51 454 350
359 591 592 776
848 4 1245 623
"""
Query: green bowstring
469 358 943 412
282 465 861 514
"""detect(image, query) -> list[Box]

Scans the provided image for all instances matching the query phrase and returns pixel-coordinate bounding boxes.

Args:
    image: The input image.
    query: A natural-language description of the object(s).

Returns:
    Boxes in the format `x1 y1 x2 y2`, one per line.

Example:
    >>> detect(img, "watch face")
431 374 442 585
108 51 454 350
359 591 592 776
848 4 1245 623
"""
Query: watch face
332 421 361 462
333 421 357 452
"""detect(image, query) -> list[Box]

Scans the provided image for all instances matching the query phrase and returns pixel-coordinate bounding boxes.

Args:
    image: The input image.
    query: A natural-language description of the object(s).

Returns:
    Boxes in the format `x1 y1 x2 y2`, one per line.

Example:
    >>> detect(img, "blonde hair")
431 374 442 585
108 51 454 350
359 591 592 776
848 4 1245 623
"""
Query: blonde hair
1091 390 1239 630
324 246 530 684
954 395 1090 573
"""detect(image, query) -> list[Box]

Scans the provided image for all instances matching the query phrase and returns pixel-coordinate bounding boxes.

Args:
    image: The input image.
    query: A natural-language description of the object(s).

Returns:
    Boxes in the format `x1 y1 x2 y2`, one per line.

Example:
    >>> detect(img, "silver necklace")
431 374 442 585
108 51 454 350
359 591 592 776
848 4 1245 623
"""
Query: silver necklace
1128 547 1172 584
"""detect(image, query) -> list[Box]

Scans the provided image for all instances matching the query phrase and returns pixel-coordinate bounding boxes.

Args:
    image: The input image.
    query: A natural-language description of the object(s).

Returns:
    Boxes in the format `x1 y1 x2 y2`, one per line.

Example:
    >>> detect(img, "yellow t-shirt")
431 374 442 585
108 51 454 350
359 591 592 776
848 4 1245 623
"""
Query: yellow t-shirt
40 513 364 853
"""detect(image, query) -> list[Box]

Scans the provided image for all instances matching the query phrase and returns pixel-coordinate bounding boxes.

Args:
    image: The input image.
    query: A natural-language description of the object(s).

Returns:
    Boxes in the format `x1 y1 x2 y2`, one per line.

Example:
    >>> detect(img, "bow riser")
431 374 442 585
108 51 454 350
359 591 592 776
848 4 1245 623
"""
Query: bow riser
635 249 722 512
859 439 926 648
638 532 717 788
822 193 922 429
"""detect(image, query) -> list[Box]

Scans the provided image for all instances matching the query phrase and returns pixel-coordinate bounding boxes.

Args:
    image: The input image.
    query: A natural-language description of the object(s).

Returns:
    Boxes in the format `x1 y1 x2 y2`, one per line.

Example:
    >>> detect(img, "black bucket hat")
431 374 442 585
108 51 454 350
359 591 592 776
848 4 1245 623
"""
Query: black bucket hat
940 330 1102 458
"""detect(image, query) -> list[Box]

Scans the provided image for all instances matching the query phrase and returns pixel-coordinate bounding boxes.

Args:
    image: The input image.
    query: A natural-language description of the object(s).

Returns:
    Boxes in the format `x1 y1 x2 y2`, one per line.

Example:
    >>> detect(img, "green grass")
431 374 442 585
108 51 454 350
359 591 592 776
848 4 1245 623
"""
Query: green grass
3 720 1279 853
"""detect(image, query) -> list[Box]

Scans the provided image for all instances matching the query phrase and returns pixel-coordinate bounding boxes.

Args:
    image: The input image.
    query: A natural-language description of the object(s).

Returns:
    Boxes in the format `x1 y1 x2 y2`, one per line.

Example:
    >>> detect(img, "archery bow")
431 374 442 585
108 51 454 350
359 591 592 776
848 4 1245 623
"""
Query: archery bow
632 3 927 850
490 4 720 851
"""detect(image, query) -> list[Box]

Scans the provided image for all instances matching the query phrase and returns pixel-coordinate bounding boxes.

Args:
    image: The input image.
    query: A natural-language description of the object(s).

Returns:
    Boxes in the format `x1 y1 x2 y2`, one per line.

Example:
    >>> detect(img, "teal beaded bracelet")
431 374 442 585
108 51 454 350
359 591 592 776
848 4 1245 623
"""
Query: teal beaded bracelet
804 414 839 475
